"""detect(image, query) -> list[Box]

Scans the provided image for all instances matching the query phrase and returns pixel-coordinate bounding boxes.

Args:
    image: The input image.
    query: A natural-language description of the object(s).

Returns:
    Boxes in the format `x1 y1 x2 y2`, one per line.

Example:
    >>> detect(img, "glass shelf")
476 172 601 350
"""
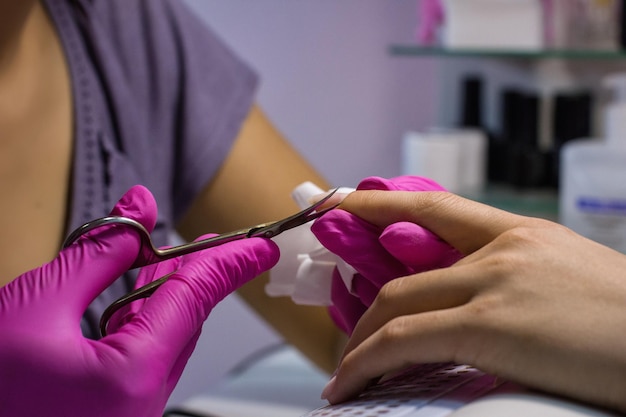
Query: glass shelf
390 45 626 60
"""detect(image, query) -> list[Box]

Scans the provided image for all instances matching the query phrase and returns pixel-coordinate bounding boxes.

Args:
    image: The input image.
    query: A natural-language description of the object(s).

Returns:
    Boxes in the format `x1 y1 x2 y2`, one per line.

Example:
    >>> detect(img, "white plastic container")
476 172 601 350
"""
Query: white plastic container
402 130 462 193
442 0 544 50
559 74 626 253
402 128 487 195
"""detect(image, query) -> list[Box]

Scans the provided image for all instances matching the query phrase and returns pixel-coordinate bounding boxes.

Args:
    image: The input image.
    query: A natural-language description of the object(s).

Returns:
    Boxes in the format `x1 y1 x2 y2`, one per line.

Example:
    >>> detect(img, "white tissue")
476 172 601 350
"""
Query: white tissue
265 182 356 306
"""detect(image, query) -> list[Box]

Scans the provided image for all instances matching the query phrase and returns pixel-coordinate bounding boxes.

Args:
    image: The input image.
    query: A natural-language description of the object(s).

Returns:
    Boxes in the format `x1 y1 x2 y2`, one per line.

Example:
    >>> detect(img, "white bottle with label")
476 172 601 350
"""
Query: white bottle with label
560 74 626 254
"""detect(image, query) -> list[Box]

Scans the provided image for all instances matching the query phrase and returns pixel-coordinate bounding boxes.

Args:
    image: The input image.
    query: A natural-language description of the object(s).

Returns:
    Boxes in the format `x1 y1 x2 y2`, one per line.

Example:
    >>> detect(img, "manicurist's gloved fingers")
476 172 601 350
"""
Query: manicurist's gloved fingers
379 222 462 270
110 237 279 369
105 233 217 391
328 269 367 335
357 175 447 192
51 185 158 315
311 209 412 291
356 176 459 277
104 256 182 334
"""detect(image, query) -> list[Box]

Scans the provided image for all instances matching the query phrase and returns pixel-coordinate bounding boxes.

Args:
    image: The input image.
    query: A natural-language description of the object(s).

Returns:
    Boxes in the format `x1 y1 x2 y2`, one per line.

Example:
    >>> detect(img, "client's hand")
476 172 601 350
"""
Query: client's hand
311 176 461 334
0 185 279 417
321 190 626 414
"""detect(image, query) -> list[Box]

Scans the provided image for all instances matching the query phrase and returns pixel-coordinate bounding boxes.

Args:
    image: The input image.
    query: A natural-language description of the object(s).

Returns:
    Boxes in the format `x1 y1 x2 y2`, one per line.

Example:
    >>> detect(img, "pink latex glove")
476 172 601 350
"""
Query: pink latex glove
0 185 279 417
417 0 444 45
311 176 462 334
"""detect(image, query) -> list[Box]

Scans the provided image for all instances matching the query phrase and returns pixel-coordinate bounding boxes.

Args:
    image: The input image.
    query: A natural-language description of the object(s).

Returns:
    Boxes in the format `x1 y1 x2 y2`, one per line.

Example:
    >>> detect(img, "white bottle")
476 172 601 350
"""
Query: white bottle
559 74 626 254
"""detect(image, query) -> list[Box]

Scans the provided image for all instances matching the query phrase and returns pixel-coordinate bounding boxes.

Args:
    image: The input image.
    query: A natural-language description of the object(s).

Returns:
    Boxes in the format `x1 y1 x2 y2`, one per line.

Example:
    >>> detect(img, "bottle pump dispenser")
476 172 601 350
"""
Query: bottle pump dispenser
603 73 626 144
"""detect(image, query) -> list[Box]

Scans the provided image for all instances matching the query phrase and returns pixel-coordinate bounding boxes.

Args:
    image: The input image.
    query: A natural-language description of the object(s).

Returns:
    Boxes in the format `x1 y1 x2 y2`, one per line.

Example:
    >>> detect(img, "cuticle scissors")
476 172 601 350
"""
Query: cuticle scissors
63 188 340 337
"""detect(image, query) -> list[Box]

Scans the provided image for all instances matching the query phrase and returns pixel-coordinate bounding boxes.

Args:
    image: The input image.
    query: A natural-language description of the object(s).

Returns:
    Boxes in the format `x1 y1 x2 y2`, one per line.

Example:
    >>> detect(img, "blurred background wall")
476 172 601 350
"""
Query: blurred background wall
184 0 438 187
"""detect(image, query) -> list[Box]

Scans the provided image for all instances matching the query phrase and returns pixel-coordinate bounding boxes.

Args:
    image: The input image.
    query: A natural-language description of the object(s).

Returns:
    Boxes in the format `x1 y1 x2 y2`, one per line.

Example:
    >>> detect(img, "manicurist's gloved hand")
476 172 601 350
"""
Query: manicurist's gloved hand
0 185 279 417
311 176 461 334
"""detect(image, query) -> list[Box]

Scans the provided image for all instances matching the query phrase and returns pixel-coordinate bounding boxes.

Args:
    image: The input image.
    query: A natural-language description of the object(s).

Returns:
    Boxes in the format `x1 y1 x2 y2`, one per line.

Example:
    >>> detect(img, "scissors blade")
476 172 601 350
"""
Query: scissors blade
63 188 342 269
246 188 340 239
143 187 341 265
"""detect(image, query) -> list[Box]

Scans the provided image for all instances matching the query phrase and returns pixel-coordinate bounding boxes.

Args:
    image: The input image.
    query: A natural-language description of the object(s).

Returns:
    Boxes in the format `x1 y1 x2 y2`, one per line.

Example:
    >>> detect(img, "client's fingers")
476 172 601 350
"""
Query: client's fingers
339 191 526 255
324 306 468 404
311 209 412 288
343 263 483 356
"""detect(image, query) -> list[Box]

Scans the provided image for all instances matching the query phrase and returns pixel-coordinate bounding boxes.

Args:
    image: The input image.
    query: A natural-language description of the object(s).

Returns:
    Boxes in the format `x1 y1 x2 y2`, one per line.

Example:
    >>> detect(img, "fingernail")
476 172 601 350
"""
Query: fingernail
309 192 349 207
321 375 337 400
